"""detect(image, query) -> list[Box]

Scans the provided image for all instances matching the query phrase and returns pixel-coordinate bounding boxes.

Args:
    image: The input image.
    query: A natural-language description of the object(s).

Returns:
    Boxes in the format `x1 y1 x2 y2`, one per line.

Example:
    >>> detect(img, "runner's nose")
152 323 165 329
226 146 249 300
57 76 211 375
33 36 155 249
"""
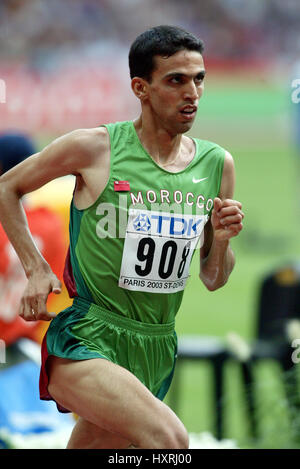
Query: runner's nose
183 81 199 101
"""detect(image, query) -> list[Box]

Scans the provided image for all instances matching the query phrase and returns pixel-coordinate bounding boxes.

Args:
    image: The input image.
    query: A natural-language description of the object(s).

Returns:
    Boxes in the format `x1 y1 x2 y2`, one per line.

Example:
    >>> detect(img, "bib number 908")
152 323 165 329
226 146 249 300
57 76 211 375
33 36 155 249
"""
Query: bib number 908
135 238 191 280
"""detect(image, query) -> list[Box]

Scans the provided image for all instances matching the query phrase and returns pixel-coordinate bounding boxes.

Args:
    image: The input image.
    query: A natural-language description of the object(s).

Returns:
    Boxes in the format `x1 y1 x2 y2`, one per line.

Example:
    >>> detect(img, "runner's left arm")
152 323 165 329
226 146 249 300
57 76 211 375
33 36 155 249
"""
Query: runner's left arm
199 151 244 291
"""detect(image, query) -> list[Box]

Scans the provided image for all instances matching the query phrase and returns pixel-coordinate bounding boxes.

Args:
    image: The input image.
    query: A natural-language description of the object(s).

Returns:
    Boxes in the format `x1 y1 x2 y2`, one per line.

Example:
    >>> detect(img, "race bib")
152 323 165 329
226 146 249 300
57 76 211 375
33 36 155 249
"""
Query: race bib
119 209 207 293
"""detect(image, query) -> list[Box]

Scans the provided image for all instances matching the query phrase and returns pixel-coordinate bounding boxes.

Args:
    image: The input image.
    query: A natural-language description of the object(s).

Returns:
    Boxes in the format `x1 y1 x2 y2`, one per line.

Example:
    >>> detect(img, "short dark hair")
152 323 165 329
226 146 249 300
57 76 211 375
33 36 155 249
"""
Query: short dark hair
129 25 204 82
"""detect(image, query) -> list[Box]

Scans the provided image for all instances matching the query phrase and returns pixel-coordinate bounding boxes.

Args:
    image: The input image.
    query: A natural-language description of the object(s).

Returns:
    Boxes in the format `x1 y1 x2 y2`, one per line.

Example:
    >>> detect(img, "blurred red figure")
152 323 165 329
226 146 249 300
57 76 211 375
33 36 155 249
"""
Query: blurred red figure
0 133 66 346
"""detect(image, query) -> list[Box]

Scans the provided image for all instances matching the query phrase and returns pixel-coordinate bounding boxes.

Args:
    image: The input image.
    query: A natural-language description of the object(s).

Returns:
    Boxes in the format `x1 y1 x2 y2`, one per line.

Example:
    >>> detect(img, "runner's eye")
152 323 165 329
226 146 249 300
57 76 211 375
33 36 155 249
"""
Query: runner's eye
195 73 205 84
170 76 183 84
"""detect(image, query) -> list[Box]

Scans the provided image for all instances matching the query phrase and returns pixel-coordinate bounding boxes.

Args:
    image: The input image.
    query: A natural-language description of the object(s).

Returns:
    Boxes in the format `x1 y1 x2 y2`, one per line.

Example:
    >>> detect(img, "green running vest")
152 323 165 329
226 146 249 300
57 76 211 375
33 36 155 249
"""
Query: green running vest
64 120 225 324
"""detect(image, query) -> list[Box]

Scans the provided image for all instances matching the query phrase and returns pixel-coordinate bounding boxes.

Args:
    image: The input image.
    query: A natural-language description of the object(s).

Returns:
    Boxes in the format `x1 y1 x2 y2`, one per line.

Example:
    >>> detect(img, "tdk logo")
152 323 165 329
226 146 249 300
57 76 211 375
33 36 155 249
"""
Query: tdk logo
133 213 151 232
133 212 203 236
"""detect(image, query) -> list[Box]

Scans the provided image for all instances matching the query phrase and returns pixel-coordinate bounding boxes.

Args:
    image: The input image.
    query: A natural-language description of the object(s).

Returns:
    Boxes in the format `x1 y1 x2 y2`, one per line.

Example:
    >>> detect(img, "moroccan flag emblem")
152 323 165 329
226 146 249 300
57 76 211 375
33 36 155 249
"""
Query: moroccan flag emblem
114 180 130 191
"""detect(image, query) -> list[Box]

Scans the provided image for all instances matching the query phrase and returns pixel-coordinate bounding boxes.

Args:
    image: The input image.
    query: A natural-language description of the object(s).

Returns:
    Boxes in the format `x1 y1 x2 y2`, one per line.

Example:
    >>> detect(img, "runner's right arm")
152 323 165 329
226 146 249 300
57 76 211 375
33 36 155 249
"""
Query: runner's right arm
0 128 105 321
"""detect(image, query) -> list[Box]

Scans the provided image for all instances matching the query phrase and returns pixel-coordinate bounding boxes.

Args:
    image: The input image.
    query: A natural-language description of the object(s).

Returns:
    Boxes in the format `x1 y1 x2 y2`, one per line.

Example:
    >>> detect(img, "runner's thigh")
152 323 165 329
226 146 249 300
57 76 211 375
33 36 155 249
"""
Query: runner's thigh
47 356 188 449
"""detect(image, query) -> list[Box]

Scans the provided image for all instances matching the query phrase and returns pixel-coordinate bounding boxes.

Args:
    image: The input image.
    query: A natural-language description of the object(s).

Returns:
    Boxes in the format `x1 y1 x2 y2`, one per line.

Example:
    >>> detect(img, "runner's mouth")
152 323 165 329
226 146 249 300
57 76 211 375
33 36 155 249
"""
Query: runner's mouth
179 106 197 120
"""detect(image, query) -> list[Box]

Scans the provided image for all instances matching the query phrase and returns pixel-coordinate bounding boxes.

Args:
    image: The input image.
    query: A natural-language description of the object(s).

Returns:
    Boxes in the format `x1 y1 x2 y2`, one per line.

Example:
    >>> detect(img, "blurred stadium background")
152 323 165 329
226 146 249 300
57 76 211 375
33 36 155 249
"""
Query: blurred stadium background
0 0 300 449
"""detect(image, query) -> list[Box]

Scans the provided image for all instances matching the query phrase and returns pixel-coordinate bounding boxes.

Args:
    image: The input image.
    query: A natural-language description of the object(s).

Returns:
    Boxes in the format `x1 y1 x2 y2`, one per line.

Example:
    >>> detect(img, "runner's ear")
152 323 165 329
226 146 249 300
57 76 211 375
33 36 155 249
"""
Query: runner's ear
131 77 148 101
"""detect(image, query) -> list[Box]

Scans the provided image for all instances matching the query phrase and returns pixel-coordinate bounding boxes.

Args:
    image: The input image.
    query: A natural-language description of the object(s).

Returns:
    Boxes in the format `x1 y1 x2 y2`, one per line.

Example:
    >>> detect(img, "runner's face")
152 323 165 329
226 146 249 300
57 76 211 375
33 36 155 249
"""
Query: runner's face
147 50 205 134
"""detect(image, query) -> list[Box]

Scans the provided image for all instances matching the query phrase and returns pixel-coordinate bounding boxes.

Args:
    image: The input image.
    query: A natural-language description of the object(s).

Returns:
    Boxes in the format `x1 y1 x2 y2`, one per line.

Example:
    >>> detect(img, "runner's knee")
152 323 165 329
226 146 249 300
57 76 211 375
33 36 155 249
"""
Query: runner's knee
158 424 189 449
139 417 189 449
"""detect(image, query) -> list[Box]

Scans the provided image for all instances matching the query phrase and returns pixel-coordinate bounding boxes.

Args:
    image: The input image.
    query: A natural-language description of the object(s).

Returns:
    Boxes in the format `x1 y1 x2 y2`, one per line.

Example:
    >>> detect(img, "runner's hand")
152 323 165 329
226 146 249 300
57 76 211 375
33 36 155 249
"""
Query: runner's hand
211 197 244 242
19 271 62 322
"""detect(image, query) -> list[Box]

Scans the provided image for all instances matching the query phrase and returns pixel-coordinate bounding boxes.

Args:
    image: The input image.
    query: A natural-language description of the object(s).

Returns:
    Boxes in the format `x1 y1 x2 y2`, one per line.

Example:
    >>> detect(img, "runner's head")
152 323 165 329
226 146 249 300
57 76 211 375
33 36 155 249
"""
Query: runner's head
0 132 36 175
129 25 204 82
129 26 205 135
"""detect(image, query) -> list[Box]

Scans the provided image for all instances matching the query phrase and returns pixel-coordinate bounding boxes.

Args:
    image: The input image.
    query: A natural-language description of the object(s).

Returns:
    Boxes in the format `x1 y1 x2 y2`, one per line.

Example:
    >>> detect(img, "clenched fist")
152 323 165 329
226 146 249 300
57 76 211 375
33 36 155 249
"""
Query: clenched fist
211 197 244 242
19 270 62 322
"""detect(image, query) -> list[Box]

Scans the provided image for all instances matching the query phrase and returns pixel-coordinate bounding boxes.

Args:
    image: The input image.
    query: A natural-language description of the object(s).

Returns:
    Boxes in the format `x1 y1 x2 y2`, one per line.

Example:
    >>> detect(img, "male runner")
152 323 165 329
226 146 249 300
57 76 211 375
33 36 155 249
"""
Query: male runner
0 26 244 449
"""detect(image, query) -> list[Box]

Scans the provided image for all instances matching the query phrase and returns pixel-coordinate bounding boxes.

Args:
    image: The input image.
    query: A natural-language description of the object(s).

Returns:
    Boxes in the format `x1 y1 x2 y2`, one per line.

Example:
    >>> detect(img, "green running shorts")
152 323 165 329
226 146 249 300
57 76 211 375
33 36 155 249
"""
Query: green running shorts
40 297 177 412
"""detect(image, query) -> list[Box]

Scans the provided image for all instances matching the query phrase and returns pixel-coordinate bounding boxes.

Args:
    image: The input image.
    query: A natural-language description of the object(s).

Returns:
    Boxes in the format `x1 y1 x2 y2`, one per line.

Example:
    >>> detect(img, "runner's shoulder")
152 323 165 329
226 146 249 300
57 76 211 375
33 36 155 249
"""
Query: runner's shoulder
49 126 110 171
62 126 109 156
